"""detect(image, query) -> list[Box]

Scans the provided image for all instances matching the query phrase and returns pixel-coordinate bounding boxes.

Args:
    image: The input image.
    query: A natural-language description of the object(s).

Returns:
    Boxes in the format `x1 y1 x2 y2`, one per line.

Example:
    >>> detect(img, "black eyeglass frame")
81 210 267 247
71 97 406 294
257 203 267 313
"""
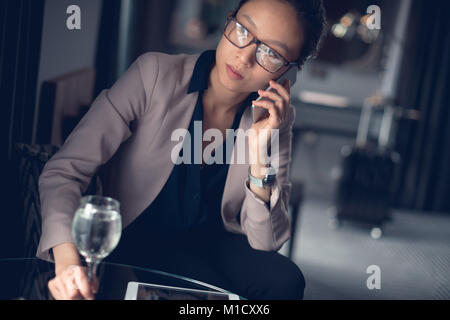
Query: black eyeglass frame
223 16 299 73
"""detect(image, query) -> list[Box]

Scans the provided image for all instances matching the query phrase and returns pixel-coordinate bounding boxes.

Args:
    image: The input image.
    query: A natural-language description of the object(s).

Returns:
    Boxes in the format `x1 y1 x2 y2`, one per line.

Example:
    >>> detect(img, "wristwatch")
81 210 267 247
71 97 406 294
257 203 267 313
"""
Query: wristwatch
248 166 277 188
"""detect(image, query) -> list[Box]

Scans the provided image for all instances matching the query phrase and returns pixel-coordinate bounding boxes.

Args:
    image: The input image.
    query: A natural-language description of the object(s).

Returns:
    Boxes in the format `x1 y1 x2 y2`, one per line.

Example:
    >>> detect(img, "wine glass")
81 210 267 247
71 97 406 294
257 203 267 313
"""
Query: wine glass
72 195 122 283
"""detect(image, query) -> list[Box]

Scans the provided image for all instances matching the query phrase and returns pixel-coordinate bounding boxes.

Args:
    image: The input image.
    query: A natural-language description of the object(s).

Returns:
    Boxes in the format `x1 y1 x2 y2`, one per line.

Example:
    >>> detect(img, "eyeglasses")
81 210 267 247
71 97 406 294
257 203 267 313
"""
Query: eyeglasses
223 16 298 73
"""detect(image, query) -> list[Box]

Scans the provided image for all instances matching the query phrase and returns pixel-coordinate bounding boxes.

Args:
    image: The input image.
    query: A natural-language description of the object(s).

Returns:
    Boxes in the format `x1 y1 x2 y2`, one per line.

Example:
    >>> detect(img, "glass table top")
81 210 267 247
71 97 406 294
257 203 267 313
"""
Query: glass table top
0 258 241 300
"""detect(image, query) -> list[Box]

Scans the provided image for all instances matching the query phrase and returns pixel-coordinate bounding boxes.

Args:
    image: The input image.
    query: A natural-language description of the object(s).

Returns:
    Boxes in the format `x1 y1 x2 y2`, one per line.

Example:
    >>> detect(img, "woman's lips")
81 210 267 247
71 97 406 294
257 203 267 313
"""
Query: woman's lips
226 64 244 80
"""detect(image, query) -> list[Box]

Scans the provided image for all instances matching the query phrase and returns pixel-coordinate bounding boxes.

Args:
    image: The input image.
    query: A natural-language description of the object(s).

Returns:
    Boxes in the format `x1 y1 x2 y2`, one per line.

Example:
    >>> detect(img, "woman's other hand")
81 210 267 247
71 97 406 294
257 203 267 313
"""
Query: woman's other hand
48 265 99 300
251 79 290 133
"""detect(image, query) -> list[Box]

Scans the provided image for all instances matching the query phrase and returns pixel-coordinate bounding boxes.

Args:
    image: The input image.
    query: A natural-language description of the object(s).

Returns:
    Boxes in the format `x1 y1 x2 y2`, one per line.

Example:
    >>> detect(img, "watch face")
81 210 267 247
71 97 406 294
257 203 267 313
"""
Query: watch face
264 174 276 185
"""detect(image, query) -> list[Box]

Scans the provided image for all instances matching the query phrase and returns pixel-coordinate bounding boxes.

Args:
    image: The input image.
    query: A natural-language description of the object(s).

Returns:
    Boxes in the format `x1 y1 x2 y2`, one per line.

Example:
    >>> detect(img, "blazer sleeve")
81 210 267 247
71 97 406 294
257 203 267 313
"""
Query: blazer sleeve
36 53 159 262
239 105 296 252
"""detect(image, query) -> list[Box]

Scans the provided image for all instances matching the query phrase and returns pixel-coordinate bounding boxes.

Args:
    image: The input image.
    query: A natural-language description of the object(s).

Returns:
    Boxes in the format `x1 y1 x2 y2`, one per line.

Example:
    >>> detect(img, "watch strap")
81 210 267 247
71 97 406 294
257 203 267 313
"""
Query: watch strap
248 166 276 188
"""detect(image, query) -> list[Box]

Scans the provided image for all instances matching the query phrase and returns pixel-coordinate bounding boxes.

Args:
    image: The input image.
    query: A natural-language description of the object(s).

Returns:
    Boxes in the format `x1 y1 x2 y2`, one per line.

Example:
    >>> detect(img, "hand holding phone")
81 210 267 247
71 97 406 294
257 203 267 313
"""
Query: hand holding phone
251 66 298 123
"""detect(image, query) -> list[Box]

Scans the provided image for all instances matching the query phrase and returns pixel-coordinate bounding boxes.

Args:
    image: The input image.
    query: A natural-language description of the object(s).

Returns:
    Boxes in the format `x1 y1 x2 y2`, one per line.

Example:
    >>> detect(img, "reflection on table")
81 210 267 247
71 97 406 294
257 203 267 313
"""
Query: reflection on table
0 258 239 300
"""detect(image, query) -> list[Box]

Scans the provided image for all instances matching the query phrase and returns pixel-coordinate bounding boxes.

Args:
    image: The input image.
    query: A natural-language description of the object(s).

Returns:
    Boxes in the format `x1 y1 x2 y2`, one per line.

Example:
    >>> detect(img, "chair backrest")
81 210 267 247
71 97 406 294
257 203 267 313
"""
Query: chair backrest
11 143 102 298
14 144 60 258
13 143 102 258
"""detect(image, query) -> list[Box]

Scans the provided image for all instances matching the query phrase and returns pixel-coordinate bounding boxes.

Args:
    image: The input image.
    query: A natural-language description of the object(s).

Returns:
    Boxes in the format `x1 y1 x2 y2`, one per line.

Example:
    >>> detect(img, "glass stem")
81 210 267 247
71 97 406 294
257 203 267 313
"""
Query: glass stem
86 258 99 283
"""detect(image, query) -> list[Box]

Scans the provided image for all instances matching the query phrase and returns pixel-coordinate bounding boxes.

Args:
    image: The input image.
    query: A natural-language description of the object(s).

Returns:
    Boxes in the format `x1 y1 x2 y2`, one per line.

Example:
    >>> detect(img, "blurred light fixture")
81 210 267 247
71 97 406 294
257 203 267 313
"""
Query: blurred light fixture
298 91 350 108
357 15 381 43
340 12 357 27
331 10 380 43
331 23 348 38
332 12 358 40
360 14 370 27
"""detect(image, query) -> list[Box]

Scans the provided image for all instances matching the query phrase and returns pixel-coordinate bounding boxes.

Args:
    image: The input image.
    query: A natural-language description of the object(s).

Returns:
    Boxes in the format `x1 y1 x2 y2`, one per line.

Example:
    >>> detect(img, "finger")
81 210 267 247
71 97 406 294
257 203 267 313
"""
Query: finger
64 275 83 300
90 275 99 294
257 90 287 121
51 277 69 300
252 100 281 119
252 100 282 127
269 80 291 104
56 278 72 300
253 100 282 121
268 81 290 122
73 267 95 300
59 271 84 300
48 279 62 300
258 89 284 106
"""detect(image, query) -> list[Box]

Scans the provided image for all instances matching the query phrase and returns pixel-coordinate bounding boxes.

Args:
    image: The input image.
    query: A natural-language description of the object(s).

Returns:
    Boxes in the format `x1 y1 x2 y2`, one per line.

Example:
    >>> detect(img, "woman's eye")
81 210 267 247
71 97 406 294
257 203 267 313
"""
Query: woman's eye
267 50 277 58
236 24 248 37
262 46 277 58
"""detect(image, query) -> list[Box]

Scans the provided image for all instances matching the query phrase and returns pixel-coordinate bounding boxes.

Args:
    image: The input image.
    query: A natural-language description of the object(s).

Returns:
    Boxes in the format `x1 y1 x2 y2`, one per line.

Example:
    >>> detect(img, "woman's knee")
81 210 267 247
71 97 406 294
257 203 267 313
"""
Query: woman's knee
242 255 306 300
270 260 306 300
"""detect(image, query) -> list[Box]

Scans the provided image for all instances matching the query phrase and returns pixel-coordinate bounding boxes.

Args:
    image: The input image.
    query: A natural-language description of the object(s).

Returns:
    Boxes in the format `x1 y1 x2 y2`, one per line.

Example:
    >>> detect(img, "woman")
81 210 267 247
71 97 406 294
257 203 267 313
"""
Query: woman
40 0 326 300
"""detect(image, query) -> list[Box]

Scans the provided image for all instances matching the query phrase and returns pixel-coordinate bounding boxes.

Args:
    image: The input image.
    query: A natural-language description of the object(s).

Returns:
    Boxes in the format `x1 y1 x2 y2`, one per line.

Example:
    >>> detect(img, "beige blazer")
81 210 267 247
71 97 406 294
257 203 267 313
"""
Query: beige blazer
36 51 296 262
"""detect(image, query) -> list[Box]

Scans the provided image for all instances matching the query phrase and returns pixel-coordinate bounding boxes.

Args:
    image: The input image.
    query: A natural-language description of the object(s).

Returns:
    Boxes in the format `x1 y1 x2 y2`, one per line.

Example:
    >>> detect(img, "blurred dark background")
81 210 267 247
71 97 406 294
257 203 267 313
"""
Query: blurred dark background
1 0 449 299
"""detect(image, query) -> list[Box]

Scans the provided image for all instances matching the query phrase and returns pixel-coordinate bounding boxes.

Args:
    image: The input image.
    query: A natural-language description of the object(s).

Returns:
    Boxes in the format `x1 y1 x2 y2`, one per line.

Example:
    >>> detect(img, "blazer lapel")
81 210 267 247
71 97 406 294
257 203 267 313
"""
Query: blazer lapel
133 54 201 224
141 91 199 215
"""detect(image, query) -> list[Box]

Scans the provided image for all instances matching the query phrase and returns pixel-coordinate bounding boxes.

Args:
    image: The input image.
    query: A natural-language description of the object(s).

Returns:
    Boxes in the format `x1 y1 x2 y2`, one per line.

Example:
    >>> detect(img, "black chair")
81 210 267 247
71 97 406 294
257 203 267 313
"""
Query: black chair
13 143 101 299
14 143 60 259
14 143 102 258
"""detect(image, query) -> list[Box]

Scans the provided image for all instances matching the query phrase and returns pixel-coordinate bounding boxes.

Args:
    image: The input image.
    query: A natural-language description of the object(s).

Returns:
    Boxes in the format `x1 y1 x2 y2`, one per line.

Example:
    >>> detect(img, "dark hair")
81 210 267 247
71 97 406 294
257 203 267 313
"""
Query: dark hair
231 0 327 67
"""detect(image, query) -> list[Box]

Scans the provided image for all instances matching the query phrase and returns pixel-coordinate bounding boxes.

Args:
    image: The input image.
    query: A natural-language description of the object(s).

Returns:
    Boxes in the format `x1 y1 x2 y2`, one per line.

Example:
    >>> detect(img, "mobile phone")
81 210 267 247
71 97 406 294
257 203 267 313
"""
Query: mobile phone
251 66 298 123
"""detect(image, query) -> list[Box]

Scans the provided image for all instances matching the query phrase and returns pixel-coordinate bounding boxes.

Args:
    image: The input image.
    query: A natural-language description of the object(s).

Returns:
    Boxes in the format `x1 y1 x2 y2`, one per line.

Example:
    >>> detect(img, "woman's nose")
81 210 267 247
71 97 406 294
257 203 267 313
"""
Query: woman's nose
236 44 256 67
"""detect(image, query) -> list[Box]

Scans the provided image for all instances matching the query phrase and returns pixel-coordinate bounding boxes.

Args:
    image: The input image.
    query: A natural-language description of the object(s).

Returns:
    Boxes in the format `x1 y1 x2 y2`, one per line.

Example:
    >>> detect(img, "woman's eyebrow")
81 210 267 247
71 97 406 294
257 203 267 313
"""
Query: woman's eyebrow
241 14 289 53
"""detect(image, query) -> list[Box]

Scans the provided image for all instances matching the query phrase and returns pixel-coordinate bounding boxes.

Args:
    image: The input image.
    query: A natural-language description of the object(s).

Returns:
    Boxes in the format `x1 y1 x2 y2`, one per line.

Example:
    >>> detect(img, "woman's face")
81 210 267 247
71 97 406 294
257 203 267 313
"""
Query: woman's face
215 0 304 94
